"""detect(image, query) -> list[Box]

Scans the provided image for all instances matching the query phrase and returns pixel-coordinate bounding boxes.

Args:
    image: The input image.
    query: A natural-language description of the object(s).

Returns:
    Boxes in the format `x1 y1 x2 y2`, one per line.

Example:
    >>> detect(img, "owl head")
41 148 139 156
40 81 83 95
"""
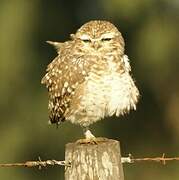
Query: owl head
72 20 125 54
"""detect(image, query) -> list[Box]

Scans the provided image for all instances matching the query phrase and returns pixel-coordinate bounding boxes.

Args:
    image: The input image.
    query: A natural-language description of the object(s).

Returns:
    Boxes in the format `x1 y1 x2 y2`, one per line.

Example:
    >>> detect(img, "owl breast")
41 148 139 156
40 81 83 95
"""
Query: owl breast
65 55 139 127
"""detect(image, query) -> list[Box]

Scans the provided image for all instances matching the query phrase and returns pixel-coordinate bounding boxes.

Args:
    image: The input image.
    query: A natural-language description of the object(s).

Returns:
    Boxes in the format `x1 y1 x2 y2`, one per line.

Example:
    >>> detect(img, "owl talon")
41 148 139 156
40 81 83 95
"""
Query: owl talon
76 137 108 144
76 137 98 144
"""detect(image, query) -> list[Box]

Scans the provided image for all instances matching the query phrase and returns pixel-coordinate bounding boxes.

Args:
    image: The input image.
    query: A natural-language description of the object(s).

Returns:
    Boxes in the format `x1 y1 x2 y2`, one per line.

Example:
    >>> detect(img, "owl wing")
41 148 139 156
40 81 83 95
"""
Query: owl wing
41 41 91 124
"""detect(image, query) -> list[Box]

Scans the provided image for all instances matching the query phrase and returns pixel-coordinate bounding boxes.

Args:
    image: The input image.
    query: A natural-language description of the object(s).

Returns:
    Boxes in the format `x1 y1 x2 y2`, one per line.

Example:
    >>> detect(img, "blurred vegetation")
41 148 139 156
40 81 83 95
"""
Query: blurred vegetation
0 0 179 179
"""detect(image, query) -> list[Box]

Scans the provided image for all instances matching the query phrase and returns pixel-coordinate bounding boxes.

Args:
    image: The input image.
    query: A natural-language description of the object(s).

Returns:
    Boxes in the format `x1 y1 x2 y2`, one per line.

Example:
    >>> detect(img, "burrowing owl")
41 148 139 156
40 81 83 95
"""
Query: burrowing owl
41 20 139 140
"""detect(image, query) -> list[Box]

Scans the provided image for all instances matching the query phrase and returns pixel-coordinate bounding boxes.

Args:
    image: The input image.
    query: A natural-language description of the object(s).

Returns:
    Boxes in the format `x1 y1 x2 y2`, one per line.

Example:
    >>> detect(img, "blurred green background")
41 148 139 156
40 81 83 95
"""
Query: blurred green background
0 0 179 179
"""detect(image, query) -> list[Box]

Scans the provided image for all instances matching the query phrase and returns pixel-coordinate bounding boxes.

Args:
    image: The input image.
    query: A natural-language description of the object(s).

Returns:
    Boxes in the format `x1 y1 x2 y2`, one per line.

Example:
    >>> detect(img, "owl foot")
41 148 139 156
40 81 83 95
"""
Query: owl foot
76 137 98 144
76 129 108 144
76 137 109 144
76 129 97 144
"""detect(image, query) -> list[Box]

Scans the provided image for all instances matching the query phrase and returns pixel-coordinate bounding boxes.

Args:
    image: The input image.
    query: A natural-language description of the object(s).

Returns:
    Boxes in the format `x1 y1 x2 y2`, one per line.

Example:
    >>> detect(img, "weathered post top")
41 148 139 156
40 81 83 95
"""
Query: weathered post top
65 138 124 180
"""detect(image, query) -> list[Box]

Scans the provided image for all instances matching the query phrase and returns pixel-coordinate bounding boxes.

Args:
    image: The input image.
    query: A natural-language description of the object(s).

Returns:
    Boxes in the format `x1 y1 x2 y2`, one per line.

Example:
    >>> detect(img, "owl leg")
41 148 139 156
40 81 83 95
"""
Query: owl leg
76 127 97 144
84 128 95 139
76 127 108 144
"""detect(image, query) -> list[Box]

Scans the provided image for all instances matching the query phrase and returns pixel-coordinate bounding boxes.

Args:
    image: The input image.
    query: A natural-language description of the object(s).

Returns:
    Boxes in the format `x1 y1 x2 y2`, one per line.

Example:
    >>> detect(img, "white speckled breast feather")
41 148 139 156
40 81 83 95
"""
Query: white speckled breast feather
67 55 139 127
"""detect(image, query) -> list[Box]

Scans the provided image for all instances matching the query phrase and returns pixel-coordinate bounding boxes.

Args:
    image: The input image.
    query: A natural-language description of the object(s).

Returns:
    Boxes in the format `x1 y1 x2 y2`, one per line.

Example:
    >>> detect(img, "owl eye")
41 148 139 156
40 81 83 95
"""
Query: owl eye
101 38 112 42
82 39 91 43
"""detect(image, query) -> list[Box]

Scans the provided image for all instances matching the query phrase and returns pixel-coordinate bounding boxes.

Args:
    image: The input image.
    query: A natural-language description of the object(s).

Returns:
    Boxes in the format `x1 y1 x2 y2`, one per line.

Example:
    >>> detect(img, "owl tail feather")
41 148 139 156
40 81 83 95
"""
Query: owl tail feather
49 114 65 128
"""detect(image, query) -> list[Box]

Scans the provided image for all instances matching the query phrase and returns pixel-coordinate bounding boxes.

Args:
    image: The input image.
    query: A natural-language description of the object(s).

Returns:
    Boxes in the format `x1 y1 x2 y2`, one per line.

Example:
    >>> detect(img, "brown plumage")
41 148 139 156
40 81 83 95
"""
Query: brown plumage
41 20 139 139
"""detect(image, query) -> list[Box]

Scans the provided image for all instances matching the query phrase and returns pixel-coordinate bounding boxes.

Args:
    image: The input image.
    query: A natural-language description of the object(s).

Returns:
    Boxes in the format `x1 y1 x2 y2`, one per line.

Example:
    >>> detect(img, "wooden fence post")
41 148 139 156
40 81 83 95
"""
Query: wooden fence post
65 138 124 180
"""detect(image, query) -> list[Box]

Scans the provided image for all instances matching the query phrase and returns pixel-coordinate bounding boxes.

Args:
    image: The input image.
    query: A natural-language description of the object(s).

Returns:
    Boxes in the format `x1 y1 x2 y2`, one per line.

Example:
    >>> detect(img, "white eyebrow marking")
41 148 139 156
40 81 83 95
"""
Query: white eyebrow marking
101 33 115 39
80 34 91 40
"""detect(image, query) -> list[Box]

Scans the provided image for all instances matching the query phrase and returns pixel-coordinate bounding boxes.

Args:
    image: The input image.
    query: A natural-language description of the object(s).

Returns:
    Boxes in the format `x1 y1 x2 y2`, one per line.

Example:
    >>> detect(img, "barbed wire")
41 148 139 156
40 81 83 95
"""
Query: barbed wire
0 157 71 169
0 154 179 169
121 153 179 165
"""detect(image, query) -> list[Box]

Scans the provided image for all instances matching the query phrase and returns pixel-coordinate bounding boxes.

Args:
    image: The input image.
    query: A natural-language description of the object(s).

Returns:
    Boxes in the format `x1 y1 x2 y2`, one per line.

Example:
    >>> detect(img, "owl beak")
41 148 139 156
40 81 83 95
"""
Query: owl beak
92 41 101 50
